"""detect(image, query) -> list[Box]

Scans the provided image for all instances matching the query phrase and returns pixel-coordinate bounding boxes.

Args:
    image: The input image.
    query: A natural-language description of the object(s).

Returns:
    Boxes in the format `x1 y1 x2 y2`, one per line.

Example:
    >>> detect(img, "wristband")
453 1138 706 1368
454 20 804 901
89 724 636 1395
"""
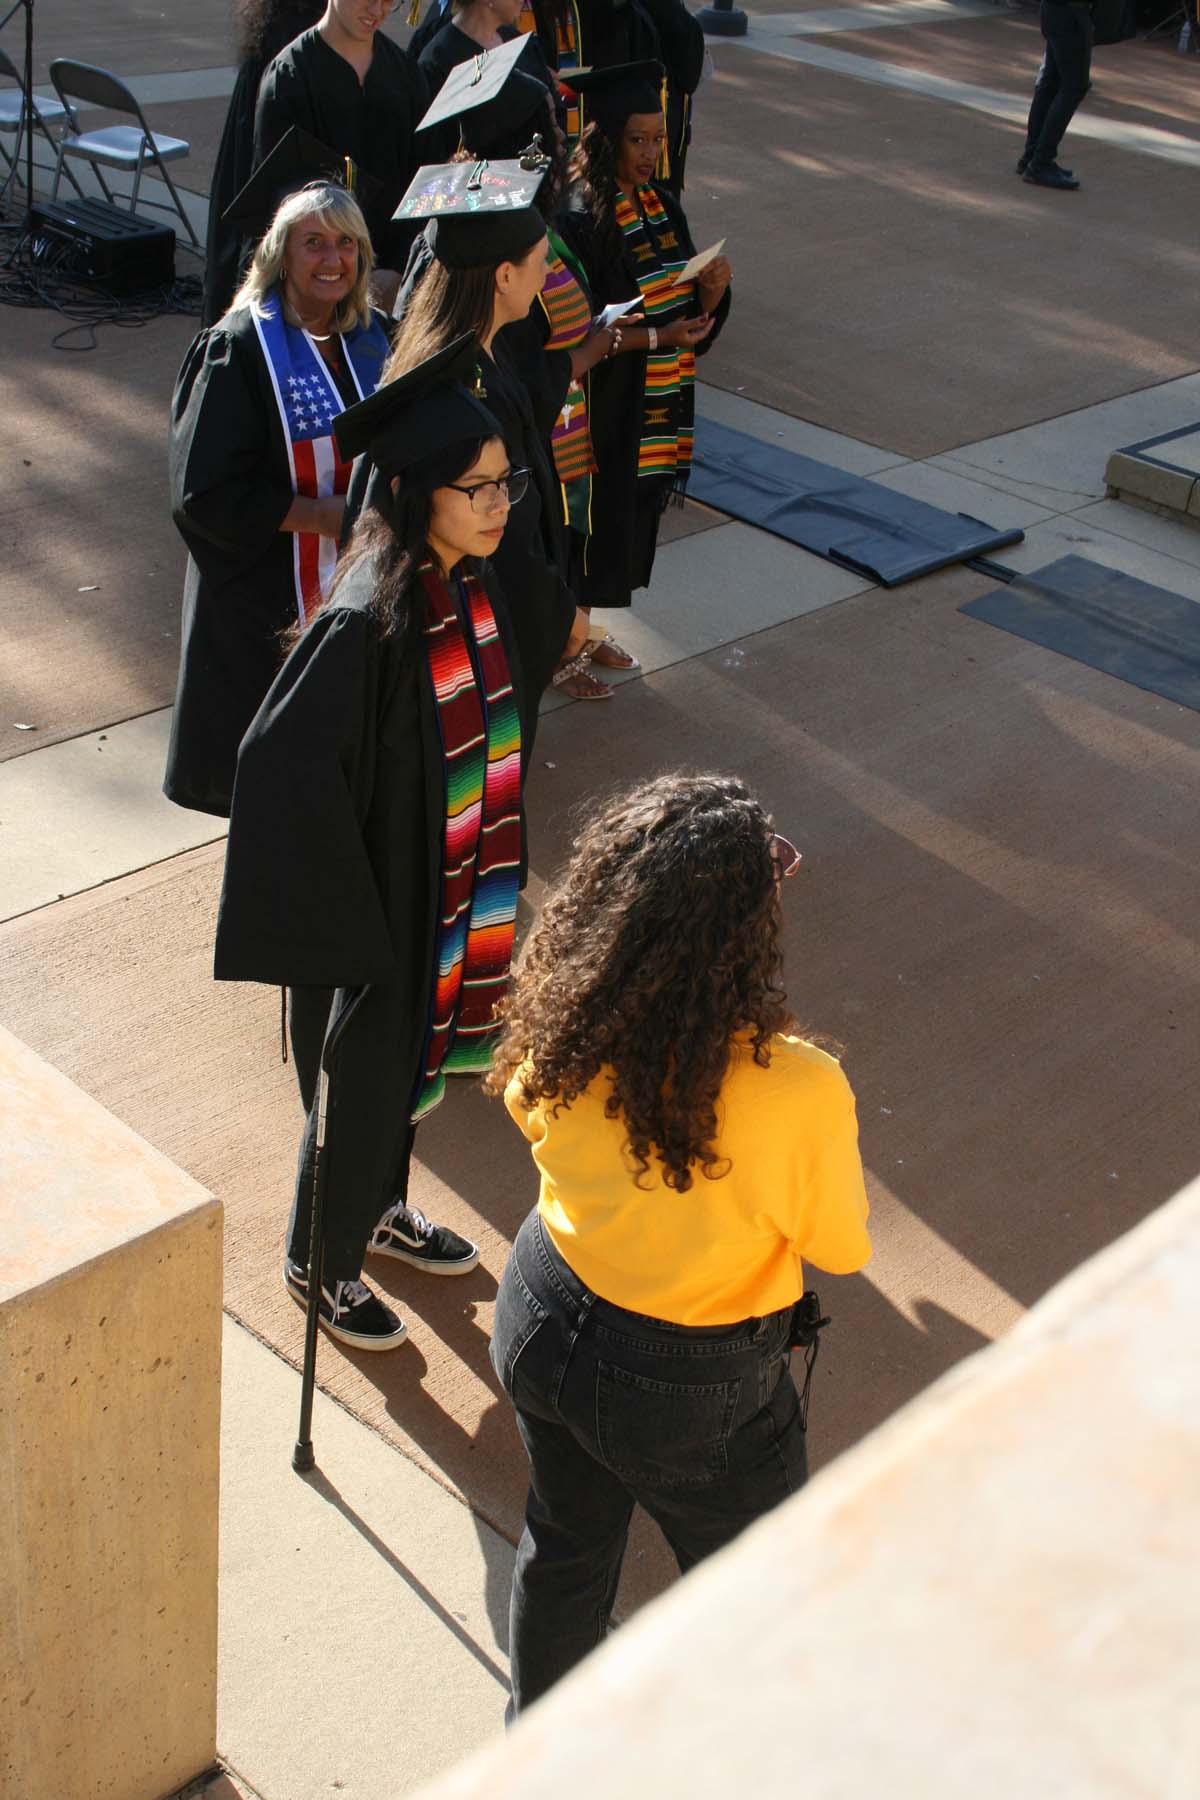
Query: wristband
647 326 658 351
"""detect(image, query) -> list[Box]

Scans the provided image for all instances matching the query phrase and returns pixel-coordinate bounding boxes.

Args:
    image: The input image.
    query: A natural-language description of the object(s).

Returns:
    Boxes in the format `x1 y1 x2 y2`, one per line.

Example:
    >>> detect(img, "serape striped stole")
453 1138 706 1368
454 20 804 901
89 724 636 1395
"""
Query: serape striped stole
539 239 597 533
411 565 522 1124
251 290 388 624
614 187 696 484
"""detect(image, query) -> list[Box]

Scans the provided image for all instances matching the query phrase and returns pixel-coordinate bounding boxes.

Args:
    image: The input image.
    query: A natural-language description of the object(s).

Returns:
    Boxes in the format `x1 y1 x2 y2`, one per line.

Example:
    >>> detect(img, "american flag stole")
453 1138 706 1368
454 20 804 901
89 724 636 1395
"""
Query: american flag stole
614 187 697 483
251 290 387 624
411 565 522 1123
539 246 597 494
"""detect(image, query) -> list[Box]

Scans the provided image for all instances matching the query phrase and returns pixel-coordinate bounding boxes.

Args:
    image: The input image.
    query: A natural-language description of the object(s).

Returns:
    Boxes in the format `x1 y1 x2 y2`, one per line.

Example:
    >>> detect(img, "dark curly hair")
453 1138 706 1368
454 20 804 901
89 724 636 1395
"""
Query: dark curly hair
485 773 795 1191
235 0 321 63
566 120 623 265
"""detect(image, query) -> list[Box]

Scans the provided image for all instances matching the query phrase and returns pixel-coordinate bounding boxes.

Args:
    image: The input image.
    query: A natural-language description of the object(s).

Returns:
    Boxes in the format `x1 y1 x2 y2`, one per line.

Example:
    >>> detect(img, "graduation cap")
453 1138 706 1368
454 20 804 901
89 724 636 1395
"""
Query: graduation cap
459 69 551 160
392 158 548 271
559 60 665 135
222 126 383 230
332 331 500 479
416 33 533 134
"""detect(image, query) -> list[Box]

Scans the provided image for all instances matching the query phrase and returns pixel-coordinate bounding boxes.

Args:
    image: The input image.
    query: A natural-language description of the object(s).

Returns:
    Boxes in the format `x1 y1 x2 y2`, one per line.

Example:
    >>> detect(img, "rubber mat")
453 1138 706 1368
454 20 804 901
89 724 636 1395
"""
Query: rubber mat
961 554 1200 712
688 420 1023 586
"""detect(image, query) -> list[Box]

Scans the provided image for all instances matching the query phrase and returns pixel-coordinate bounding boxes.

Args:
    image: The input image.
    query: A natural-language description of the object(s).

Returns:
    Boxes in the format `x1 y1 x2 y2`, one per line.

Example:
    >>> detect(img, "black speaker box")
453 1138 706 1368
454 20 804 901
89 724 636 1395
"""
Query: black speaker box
28 197 176 295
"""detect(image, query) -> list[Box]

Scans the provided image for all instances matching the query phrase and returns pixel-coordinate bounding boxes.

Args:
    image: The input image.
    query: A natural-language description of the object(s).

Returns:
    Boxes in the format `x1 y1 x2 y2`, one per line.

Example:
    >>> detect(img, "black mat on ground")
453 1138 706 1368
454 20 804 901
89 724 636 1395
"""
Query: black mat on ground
960 554 1200 712
688 419 1024 586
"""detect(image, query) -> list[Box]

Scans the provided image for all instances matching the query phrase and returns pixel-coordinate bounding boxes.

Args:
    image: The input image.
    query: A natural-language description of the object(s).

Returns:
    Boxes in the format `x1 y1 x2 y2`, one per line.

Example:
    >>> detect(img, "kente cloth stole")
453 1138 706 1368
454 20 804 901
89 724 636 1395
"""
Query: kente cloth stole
411 566 522 1124
540 237 597 532
252 290 389 624
552 1 583 140
614 187 696 483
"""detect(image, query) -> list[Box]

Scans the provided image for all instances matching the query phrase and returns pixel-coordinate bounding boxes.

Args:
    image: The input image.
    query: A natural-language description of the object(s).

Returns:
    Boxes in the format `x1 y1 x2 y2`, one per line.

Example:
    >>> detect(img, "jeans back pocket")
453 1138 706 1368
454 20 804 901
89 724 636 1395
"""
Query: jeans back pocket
596 1362 741 1490
491 1258 549 1393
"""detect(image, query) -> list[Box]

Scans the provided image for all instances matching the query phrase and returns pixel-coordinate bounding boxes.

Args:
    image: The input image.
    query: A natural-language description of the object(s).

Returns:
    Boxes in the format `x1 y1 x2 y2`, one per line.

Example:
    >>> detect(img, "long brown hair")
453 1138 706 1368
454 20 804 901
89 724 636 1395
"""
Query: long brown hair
486 773 796 1190
383 260 496 383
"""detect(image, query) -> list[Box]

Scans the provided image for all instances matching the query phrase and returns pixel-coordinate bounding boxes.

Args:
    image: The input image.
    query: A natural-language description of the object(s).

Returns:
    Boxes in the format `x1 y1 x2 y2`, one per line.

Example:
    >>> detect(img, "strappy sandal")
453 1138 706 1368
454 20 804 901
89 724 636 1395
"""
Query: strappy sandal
551 646 612 701
587 631 640 671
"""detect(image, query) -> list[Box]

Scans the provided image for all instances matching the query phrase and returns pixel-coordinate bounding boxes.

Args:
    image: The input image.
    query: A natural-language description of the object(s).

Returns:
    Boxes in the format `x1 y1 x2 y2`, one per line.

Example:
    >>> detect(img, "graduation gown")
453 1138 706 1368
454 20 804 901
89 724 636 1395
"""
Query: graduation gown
556 182 730 608
213 553 540 1272
164 301 390 817
253 27 443 271
200 5 323 327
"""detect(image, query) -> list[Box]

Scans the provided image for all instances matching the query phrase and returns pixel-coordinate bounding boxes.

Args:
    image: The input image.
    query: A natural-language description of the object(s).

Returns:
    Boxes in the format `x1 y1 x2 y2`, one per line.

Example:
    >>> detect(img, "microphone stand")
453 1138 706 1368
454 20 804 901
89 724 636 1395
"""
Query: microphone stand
1 0 36 255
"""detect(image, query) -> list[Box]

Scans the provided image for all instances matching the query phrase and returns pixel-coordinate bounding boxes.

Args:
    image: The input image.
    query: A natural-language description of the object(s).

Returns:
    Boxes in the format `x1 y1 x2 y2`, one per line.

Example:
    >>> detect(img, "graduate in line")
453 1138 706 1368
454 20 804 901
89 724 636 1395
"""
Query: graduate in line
166 135 391 817
215 339 562 1350
557 61 732 615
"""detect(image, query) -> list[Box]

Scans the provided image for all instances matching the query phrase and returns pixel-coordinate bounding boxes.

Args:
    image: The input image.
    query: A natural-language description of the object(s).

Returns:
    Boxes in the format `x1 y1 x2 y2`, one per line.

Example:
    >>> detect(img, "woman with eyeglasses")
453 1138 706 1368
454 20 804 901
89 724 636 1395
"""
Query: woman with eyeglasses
355 156 589 749
485 771 872 1712
215 339 562 1350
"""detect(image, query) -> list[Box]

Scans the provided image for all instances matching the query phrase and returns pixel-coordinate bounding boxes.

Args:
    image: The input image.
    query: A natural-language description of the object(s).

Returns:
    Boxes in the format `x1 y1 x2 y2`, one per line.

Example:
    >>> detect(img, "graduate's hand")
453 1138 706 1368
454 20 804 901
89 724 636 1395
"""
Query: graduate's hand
664 314 715 350
565 607 591 659
697 256 731 312
282 494 346 540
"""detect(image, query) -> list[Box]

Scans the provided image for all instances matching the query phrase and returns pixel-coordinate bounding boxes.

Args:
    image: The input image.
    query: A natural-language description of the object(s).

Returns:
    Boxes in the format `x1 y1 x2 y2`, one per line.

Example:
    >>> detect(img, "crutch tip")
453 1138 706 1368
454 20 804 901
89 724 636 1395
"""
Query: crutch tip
292 1441 316 1474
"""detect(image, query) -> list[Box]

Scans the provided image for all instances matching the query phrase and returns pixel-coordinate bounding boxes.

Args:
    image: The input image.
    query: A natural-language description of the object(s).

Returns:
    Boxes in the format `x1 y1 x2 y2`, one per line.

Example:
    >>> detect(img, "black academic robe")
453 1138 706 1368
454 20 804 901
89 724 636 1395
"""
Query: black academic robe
164 301 391 817
418 20 557 105
556 182 730 609
253 27 443 271
213 554 538 1272
200 5 323 327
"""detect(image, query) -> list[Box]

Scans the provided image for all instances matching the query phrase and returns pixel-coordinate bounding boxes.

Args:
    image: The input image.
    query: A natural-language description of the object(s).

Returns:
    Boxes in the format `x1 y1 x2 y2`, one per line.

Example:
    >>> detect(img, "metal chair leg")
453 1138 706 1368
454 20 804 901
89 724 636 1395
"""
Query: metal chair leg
151 148 200 245
128 140 146 213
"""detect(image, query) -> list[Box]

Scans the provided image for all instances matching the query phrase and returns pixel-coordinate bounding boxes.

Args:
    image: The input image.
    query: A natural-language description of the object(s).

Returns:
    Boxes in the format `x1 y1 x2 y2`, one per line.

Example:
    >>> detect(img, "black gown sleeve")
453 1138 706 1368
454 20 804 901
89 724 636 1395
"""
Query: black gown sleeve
214 601 398 987
496 310 573 447
170 321 295 567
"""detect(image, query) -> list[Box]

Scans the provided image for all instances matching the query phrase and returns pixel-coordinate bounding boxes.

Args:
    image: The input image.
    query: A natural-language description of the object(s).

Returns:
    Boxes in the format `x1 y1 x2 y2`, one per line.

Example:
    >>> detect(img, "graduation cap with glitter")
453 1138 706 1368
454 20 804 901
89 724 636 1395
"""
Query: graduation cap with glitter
558 59 665 136
333 332 499 480
392 157 549 271
222 126 384 231
416 33 534 134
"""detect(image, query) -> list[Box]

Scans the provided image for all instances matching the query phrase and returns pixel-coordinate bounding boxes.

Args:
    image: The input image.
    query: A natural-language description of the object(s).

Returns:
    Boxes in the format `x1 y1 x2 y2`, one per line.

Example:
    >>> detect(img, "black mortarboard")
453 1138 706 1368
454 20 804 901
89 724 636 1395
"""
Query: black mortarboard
416 33 532 133
559 60 664 135
393 159 548 271
222 126 383 229
459 69 551 159
333 332 499 478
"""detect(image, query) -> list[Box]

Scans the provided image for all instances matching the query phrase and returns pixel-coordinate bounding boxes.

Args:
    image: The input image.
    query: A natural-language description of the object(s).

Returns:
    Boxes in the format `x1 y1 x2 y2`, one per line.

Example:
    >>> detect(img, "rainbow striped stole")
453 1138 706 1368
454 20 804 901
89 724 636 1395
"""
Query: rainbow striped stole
412 565 522 1124
539 247 597 498
614 187 697 484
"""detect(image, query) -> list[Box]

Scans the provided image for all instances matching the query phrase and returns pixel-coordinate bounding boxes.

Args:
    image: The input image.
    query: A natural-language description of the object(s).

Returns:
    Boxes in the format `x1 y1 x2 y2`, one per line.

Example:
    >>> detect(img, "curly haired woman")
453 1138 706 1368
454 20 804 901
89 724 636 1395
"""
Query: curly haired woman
485 772 872 1714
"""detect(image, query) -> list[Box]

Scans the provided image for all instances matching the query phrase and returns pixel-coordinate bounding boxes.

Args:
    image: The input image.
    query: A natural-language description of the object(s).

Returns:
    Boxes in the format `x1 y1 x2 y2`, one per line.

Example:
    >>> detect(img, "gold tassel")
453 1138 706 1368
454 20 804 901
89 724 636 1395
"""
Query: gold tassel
658 75 671 183
407 0 421 26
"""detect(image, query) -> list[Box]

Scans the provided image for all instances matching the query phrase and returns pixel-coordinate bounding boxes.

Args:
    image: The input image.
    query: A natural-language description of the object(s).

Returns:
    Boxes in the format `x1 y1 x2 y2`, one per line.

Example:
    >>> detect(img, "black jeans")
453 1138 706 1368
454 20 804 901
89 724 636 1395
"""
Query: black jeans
1025 0 1094 165
492 1212 808 1716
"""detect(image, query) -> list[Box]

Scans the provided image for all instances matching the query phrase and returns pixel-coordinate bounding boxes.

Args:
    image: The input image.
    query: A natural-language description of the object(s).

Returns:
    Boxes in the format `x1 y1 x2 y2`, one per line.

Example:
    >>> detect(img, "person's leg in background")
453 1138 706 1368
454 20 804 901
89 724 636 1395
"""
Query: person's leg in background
1024 0 1092 187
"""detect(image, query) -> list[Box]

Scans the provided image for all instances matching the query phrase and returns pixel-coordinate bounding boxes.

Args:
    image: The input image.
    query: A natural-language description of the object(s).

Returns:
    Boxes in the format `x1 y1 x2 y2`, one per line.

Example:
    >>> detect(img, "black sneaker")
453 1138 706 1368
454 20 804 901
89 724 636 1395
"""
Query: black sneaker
368 1201 479 1275
1016 154 1073 177
1023 162 1080 190
283 1261 408 1350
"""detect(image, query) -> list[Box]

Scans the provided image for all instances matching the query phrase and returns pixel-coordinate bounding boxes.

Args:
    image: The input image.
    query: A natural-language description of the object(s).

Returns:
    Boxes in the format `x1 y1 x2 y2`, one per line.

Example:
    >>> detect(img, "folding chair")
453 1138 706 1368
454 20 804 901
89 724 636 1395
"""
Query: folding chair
0 44 81 206
48 58 199 244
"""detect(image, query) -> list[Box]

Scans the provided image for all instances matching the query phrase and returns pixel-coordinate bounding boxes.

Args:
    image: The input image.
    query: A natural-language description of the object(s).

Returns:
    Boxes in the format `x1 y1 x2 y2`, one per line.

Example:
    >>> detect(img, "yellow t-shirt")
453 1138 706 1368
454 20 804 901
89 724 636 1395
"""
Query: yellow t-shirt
504 1033 872 1327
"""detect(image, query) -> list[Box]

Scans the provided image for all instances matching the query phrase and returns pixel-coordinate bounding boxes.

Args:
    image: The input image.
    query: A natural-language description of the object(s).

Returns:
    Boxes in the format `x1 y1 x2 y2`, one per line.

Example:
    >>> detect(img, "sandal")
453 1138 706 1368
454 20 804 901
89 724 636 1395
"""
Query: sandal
552 648 612 701
588 631 640 671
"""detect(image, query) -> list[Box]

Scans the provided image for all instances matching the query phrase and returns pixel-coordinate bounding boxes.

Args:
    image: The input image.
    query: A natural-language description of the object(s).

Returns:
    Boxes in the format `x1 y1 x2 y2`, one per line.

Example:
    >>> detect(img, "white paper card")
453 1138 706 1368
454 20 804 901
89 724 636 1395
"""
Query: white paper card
674 238 726 285
596 297 641 330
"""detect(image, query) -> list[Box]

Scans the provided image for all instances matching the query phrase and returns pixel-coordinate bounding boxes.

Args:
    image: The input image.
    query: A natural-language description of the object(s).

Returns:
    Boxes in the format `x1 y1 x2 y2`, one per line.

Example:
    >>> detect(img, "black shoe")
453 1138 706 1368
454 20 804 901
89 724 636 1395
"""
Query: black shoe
1023 161 1080 189
284 1261 408 1350
1016 154 1073 177
368 1201 479 1275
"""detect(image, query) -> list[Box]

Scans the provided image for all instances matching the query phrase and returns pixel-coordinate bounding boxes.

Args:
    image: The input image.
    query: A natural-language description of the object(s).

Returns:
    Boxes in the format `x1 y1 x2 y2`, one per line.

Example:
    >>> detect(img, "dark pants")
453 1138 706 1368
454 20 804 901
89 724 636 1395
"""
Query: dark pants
1025 0 1094 166
492 1212 809 1716
286 985 415 1283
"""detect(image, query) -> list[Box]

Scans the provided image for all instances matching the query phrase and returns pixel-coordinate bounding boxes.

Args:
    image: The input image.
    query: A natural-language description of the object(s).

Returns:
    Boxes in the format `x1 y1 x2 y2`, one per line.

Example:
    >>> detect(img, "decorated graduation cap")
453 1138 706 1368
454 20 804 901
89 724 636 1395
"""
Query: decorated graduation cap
559 60 664 136
416 33 533 134
333 331 499 481
393 158 548 271
222 126 382 230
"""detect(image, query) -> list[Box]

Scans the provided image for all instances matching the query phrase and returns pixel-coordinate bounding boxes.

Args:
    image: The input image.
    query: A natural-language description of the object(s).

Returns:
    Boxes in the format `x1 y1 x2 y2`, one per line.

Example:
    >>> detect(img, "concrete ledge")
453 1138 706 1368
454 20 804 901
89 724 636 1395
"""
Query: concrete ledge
0 1026 223 1800
1105 447 1200 531
417 1176 1200 1798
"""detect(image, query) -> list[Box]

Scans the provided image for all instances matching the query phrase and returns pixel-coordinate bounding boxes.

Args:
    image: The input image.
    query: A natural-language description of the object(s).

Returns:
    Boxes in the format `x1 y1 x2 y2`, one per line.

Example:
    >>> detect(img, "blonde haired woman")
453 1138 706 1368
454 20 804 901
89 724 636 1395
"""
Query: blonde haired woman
165 167 391 816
